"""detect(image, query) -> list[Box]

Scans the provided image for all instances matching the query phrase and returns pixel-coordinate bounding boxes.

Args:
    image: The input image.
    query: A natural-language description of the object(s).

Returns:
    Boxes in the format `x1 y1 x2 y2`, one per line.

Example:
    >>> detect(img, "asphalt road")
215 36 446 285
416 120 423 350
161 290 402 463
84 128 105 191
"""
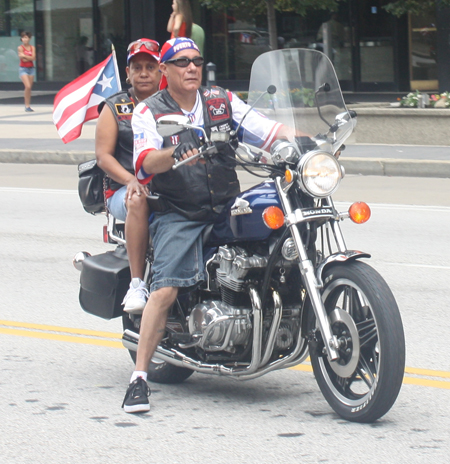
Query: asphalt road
0 168 449 463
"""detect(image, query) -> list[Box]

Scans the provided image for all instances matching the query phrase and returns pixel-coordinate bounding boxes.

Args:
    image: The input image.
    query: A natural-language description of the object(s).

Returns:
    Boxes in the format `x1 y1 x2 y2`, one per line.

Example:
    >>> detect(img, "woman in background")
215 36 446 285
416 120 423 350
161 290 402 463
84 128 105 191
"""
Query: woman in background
17 31 36 112
167 0 192 38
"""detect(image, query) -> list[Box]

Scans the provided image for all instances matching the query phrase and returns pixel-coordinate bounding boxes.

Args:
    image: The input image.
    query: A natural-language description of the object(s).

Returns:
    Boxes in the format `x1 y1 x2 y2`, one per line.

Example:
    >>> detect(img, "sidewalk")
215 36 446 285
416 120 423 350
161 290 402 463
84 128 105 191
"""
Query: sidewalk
1 103 449 178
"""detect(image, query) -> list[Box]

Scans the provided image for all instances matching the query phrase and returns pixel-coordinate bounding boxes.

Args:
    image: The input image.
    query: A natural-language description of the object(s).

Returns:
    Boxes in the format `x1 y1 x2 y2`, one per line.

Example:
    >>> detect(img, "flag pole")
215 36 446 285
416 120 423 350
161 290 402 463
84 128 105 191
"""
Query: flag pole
111 43 122 91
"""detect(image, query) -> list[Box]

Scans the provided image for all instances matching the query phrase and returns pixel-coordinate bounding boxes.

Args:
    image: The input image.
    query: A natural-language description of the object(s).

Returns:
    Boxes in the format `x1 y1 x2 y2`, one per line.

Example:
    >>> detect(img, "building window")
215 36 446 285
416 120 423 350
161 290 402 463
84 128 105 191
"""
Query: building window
0 0 34 82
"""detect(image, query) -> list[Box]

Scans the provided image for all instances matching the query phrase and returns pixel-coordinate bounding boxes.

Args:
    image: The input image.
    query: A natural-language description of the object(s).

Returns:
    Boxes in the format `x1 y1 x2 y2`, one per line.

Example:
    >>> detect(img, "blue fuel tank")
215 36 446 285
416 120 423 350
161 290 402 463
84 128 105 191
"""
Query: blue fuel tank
208 180 281 245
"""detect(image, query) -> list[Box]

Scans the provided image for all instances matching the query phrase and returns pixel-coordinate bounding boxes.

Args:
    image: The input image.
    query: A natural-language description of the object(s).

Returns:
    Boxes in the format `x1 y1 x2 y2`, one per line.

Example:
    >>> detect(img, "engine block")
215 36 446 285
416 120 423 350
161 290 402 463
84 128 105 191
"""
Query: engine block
214 246 268 292
188 300 252 352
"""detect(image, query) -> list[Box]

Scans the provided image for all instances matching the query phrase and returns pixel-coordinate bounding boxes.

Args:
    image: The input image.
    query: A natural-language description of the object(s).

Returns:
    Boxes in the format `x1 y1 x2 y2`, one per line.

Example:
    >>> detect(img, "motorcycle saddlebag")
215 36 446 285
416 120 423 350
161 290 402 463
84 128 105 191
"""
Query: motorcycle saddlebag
79 246 130 319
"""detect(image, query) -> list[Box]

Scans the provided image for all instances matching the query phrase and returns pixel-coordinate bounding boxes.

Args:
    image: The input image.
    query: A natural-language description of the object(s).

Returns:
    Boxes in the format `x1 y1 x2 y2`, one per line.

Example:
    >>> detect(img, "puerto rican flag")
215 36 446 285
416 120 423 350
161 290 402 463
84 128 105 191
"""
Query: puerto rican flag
53 52 121 144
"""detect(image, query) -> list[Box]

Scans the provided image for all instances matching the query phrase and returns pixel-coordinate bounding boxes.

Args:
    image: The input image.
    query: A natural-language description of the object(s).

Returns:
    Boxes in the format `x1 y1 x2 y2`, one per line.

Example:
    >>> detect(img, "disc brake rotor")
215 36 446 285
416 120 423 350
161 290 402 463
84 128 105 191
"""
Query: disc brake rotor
328 308 360 377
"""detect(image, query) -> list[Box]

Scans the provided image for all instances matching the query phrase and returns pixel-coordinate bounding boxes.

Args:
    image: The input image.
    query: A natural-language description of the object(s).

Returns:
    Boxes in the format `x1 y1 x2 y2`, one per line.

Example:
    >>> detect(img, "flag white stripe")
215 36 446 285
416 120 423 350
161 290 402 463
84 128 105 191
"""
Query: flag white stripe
52 67 105 125
57 94 106 138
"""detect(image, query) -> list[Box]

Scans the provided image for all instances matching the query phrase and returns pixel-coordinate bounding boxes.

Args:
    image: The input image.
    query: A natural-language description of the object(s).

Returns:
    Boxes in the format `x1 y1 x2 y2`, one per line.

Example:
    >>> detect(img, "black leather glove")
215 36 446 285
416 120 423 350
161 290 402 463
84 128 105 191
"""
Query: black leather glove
172 141 197 161
170 129 202 161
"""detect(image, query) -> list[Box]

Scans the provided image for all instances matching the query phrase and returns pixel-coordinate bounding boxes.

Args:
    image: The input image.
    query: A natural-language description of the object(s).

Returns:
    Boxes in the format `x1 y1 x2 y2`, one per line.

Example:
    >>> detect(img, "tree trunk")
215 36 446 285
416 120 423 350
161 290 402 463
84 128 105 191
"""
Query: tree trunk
266 0 278 50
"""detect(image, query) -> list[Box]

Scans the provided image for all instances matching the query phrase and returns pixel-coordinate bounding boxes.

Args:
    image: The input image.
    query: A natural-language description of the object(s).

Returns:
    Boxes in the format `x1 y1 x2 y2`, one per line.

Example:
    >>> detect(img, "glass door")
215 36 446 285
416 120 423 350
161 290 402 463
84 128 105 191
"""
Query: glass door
353 0 396 91
409 9 437 91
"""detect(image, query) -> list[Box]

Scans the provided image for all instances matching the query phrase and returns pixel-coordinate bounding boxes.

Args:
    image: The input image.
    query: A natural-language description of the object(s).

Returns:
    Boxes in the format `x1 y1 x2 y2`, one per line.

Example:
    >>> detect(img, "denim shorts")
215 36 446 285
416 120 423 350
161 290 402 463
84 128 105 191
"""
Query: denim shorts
149 211 210 292
19 67 35 77
107 186 127 221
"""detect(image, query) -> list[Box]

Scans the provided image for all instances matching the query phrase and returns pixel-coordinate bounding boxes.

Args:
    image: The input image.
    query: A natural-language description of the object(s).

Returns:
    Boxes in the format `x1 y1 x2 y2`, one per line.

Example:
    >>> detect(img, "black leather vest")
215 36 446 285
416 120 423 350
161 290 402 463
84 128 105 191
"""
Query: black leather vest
99 90 135 191
144 87 240 222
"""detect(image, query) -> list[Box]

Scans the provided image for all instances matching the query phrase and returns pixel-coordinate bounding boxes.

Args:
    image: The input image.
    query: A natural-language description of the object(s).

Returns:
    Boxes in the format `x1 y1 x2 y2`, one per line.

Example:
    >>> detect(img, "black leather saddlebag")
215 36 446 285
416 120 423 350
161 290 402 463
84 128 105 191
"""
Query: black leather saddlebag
79 246 130 319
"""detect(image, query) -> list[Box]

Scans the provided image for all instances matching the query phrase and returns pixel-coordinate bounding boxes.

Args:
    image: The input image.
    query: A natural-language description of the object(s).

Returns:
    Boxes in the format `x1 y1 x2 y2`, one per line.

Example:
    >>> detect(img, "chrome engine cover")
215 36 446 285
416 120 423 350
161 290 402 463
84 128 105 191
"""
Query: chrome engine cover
214 246 268 292
188 300 252 352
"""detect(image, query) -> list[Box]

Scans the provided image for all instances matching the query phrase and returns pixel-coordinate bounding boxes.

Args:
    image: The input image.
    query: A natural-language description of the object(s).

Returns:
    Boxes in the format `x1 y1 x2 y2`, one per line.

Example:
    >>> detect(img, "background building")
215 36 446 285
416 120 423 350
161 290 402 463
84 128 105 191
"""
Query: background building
1 0 449 94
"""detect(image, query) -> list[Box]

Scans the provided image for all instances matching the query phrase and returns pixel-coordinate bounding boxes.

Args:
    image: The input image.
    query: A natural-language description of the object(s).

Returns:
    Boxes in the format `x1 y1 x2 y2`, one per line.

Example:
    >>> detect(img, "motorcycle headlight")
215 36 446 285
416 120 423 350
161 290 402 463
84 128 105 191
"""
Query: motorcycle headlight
297 151 342 197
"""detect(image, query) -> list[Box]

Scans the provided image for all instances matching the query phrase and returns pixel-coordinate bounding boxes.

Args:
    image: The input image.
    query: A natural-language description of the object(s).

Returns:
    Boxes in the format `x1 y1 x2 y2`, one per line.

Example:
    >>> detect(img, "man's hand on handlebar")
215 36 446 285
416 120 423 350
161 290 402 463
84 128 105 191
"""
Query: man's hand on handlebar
172 142 205 166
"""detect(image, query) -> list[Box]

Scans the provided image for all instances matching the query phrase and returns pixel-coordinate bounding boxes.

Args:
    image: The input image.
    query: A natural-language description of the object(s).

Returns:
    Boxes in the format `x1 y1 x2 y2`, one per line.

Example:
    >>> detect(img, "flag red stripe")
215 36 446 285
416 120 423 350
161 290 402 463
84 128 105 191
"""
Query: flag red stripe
55 93 91 131
53 55 111 108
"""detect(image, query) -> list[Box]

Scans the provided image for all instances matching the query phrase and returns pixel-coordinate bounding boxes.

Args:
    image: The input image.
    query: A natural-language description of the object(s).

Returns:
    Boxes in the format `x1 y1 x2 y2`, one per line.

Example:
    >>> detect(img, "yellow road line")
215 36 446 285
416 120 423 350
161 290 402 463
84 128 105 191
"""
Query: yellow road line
0 319 121 339
0 327 124 348
1 320 450 390
405 366 450 379
403 376 450 390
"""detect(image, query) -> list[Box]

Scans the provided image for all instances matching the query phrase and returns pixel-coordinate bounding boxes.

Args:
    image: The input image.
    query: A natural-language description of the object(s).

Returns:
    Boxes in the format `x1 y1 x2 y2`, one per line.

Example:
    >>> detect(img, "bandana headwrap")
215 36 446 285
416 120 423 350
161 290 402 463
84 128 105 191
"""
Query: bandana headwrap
159 38 200 90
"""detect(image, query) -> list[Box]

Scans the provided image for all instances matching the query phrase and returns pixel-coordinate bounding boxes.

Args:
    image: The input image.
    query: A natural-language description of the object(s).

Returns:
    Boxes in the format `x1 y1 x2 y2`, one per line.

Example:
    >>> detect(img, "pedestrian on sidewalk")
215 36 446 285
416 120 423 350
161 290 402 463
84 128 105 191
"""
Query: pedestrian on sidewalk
17 31 36 112
167 0 192 39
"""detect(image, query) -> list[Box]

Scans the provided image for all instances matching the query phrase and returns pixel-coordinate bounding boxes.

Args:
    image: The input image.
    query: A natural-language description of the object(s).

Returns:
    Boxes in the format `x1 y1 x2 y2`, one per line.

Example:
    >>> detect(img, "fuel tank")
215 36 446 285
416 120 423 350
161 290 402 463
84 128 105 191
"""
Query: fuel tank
207 180 281 245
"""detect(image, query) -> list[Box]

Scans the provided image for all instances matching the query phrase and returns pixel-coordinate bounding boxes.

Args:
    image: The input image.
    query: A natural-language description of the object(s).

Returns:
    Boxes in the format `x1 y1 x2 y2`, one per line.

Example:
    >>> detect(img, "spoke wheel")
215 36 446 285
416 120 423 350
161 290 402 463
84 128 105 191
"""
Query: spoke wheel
308 261 405 422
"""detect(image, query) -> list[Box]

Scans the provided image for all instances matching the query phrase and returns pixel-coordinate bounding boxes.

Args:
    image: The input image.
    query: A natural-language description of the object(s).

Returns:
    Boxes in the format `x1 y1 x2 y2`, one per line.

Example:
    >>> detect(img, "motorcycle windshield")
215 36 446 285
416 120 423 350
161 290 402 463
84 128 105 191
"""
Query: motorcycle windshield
243 49 354 156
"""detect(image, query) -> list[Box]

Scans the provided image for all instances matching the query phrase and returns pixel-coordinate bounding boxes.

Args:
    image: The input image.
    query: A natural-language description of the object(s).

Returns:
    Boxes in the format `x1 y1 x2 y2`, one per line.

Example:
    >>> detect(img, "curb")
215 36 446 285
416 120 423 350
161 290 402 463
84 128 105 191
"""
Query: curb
0 149 93 165
340 157 450 178
1 150 450 178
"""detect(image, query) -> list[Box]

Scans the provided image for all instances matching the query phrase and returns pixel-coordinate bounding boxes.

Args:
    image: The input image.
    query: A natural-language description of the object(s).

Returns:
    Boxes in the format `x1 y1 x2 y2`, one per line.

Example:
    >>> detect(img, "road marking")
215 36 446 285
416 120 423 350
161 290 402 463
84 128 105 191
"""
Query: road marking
335 202 450 212
0 187 77 194
1 320 449 390
381 262 450 271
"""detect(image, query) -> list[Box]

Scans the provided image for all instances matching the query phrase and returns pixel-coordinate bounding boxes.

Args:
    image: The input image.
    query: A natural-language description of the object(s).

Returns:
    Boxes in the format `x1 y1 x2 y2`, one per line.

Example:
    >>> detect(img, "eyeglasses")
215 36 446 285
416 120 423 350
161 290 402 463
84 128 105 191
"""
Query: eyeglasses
127 40 160 53
164 56 204 68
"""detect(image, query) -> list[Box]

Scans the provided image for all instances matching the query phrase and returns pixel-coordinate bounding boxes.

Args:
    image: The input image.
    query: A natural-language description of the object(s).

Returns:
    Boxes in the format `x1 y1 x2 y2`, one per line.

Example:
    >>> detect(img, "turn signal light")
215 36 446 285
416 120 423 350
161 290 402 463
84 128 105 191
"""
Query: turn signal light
349 202 371 224
263 206 285 229
285 169 294 184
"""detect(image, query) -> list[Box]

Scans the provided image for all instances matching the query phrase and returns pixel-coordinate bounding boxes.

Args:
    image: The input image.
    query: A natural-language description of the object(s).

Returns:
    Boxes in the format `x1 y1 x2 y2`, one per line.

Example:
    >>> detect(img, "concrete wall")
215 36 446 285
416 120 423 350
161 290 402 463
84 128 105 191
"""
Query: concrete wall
349 108 450 146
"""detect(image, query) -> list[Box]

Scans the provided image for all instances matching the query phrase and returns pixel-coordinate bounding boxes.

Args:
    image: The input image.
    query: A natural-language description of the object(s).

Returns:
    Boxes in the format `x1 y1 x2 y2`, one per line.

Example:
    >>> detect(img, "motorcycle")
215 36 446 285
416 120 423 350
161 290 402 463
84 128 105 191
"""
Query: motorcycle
74 48 405 423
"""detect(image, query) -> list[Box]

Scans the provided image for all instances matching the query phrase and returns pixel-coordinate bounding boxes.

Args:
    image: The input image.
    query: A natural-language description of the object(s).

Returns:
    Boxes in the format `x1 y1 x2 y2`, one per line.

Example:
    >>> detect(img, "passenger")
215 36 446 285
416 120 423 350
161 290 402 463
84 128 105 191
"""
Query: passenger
122 37 308 413
95 39 160 313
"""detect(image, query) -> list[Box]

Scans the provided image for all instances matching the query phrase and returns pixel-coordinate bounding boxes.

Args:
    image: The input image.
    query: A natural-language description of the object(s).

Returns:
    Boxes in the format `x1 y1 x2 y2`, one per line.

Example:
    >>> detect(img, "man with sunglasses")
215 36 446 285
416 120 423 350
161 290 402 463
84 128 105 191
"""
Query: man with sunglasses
123 37 300 413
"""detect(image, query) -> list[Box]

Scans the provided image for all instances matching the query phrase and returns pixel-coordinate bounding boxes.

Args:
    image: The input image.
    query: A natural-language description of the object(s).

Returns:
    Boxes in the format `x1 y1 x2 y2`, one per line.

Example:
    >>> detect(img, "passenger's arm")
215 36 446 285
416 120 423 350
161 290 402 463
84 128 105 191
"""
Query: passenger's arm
95 105 147 198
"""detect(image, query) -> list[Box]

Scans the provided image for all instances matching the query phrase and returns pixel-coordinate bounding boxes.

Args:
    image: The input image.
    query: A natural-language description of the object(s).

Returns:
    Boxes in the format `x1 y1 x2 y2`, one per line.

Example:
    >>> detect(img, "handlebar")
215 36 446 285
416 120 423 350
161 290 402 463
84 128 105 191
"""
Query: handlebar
172 144 218 170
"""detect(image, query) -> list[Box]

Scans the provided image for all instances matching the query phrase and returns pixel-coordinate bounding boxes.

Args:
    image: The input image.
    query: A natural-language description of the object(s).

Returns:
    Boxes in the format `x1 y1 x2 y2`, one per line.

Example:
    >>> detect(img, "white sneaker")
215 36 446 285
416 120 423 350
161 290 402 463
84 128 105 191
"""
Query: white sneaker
123 278 149 314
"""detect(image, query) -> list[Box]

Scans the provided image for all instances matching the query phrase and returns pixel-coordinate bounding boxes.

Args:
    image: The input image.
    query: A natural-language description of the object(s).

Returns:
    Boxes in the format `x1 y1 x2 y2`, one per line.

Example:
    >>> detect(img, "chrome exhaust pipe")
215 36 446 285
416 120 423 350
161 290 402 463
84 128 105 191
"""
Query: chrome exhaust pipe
72 251 91 271
121 286 263 377
259 290 282 367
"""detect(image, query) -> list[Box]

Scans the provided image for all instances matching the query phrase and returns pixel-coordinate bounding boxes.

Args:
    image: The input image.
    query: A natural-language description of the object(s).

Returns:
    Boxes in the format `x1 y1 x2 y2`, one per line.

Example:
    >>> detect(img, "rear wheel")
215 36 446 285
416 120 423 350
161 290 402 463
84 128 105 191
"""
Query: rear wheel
122 314 194 384
307 261 405 423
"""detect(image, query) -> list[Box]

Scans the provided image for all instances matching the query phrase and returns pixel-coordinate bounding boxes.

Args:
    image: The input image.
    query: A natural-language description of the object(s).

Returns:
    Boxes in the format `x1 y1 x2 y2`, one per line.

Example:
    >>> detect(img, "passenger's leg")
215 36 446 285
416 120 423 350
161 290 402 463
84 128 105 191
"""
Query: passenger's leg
125 191 149 280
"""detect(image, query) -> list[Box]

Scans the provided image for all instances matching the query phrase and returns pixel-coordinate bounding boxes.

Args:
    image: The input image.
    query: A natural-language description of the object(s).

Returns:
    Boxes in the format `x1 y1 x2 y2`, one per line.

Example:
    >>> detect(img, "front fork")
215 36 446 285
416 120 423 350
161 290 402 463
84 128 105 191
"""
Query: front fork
275 178 340 361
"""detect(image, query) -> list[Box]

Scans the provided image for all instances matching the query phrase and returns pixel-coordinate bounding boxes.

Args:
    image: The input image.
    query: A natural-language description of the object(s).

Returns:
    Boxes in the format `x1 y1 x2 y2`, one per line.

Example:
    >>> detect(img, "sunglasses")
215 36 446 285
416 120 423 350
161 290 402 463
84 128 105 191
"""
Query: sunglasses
165 56 204 68
127 40 159 53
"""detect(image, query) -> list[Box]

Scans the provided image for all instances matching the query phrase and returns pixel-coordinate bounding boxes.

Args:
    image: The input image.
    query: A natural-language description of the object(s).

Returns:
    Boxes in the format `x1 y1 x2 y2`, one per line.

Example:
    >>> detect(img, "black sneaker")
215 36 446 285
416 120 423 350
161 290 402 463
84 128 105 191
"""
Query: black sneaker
122 377 151 413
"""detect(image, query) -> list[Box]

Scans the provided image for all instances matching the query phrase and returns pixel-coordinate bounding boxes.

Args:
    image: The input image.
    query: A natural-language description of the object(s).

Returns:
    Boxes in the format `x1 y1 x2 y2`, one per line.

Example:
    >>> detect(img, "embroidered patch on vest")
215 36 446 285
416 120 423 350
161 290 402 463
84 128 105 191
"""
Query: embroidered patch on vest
207 98 229 121
115 102 134 119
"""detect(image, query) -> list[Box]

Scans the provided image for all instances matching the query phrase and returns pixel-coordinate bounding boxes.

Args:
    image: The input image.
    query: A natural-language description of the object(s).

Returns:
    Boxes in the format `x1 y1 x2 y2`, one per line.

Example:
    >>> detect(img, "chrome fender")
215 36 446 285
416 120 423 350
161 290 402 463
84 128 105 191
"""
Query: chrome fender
316 251 371 287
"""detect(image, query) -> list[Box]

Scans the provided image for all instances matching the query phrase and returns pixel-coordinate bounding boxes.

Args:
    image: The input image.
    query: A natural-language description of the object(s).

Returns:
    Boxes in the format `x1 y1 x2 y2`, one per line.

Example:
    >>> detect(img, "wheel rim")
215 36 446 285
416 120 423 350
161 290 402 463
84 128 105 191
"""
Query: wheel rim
317 278 380 407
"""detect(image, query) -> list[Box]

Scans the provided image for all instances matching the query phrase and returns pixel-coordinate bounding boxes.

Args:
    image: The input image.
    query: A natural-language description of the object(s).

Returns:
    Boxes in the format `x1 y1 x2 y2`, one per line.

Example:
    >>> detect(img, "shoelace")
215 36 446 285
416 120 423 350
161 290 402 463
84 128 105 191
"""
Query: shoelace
123 285 149 303
122 379 151 407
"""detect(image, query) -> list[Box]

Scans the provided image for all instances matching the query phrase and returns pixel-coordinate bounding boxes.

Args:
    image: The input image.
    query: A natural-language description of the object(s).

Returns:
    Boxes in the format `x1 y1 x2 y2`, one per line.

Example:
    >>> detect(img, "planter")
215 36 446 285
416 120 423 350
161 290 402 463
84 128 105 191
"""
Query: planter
348 107 450 146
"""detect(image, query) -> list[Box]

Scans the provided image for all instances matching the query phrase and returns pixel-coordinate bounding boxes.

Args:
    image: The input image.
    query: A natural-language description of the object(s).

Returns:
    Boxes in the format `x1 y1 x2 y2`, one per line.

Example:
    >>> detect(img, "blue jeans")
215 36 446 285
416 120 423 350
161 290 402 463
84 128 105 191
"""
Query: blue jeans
149 211 210 293
107 186 127 221
19 67 35 77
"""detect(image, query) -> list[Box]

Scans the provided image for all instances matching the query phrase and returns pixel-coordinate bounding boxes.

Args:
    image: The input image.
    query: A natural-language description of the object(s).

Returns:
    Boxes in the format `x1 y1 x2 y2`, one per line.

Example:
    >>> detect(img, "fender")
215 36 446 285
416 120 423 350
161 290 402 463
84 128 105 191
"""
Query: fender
316 250 371 287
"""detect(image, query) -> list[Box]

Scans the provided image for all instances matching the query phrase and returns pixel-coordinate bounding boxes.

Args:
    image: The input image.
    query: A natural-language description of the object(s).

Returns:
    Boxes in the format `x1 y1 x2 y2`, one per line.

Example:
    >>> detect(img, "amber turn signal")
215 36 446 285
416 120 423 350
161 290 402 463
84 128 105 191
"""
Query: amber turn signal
348 202 371 224
262 206 285 229
285 169 294 184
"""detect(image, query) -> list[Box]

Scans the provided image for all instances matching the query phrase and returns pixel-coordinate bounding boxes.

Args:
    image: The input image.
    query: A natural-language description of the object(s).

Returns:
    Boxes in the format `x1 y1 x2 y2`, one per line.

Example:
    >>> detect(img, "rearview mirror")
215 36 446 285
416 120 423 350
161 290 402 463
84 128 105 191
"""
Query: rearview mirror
156 115 191 137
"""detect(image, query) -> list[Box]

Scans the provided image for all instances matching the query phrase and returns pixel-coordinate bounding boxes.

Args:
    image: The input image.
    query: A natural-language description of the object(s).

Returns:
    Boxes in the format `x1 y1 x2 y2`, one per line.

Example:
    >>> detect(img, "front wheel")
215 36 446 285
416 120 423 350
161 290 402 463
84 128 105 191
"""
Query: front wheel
307 261 405 423
122 315 194 384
